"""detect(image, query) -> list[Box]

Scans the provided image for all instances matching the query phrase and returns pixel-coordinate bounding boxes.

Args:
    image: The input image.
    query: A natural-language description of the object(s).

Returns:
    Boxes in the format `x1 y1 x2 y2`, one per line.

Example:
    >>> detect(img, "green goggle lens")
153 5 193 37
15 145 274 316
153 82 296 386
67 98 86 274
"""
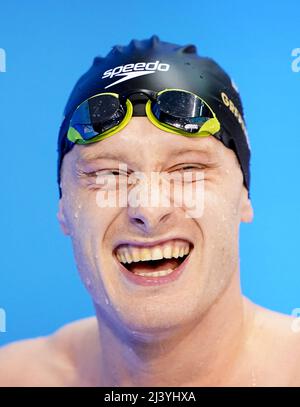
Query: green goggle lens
152 90 214 133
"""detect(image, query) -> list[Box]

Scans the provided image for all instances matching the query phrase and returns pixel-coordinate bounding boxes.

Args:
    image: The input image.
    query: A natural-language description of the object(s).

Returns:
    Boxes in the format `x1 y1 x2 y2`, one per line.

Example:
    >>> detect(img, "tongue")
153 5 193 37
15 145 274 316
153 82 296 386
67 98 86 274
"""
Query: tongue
128 258 181 274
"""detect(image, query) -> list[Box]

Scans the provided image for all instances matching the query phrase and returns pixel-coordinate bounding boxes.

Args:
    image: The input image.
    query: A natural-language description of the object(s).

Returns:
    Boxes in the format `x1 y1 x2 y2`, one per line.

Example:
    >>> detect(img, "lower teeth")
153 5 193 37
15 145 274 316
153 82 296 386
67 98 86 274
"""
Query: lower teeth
133 268 174 277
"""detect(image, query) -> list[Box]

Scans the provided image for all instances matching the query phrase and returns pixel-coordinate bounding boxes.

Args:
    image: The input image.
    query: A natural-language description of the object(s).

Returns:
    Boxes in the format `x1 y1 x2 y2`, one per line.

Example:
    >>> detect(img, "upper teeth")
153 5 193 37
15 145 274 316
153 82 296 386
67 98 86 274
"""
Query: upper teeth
115 240 191 264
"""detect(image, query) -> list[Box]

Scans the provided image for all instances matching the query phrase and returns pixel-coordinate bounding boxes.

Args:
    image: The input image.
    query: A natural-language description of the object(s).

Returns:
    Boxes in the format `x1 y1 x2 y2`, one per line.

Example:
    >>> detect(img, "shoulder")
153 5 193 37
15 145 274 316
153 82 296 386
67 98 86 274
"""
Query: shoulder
247 300 300 386
251 301 297 331
251 302 300 343
0 335 70 387
0 317 96 387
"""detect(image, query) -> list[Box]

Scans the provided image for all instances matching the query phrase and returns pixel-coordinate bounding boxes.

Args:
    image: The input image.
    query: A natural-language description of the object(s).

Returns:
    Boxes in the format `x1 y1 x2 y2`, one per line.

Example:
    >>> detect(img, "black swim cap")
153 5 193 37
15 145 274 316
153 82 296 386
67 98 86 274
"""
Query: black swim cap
57 35 251 197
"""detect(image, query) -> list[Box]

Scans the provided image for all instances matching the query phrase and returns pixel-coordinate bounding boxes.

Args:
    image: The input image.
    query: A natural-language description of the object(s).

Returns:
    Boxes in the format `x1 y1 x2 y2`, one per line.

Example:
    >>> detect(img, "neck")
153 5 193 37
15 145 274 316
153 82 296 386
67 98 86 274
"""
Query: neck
91 271 254 387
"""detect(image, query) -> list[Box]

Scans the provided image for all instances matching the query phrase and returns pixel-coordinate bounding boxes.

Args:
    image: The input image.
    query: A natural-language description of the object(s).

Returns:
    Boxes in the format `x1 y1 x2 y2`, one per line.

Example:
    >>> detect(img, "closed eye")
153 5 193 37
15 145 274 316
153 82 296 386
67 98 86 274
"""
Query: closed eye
171 164 206 172
96 170 128 176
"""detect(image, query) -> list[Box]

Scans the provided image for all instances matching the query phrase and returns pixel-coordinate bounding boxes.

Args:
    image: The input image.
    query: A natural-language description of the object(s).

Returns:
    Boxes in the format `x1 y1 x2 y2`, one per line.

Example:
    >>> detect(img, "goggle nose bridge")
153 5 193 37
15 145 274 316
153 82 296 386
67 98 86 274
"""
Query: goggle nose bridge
119 89 156 104
119 89 157 116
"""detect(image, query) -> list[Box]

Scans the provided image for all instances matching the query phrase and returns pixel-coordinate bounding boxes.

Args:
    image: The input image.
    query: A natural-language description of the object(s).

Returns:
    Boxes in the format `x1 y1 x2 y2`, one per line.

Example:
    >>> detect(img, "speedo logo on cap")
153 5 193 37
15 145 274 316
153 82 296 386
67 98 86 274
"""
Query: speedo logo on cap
102 61 170 89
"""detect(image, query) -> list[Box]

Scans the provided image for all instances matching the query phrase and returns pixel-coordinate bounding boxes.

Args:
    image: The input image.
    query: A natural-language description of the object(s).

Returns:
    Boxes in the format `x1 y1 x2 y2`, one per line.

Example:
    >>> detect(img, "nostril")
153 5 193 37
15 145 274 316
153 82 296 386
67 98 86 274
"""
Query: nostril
134 218 144 225
130 213 171 228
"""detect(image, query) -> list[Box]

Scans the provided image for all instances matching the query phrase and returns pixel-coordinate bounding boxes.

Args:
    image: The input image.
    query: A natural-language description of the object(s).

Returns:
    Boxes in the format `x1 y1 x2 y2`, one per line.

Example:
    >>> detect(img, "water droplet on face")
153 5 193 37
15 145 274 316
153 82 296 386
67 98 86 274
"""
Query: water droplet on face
85 277 91 287
251 369 257 387
74 211 79 219
105 297 109 305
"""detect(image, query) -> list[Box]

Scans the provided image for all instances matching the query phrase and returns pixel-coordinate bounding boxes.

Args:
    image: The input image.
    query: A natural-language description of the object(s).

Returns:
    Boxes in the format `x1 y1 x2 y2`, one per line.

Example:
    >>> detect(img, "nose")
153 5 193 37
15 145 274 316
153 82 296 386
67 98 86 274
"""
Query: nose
128 204 172 233
126 169 175 233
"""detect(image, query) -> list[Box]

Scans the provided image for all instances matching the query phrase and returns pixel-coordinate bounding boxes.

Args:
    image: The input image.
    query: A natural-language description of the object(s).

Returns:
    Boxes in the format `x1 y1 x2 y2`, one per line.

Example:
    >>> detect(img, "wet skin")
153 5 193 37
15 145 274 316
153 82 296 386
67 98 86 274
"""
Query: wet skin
1 118 300 387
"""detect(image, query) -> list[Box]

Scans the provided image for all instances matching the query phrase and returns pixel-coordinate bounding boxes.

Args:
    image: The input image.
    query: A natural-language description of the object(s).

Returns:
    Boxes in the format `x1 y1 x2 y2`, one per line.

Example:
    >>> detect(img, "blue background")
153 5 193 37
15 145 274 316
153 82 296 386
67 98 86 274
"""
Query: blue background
0 0 299 345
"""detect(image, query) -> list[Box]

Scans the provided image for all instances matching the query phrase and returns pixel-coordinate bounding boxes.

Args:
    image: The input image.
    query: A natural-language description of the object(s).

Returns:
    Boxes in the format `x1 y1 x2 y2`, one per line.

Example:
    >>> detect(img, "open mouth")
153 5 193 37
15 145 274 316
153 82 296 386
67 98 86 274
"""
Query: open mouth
114 239 193 278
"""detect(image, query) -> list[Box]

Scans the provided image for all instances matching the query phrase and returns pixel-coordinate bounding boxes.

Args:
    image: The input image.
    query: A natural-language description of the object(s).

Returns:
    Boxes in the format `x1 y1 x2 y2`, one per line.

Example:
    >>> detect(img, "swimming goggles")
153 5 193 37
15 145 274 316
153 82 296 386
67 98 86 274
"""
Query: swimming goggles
67 88 221 144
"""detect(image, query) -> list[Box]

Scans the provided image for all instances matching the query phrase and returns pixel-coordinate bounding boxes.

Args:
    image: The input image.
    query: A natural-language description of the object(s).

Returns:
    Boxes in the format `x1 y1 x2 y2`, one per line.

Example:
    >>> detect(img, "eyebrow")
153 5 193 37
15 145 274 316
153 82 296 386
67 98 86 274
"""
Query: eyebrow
79 152 132 163
79 147 216 164
171 148 215 158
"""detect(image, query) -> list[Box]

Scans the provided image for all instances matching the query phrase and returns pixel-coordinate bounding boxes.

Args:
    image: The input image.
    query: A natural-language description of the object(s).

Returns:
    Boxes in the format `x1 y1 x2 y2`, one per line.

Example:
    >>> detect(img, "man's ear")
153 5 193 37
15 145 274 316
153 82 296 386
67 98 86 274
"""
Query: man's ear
57 198 70 235
240 186 254 223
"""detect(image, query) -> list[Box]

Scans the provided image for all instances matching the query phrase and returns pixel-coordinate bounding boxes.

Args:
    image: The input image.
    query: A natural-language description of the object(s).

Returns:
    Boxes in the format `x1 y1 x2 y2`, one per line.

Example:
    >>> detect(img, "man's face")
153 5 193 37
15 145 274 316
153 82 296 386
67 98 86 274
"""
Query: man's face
58 117 253 336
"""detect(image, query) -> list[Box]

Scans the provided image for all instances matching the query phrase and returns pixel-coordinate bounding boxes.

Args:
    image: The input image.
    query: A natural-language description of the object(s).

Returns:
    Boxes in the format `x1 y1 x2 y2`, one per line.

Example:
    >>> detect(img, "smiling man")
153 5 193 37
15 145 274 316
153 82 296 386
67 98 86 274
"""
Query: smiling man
1 35 300 387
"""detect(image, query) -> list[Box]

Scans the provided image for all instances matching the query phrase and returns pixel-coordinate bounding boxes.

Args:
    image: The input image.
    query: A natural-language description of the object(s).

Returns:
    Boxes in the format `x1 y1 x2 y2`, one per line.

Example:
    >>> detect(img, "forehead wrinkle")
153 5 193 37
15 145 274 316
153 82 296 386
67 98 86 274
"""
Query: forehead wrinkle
78 151 211 172
78 145 216 162
74 133 221 171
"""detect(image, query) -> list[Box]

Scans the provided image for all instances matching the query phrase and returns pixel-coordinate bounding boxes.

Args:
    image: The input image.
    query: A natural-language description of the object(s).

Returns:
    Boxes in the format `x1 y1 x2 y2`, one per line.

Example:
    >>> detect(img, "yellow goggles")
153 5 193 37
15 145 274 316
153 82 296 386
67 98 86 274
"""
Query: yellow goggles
67 88 221 144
